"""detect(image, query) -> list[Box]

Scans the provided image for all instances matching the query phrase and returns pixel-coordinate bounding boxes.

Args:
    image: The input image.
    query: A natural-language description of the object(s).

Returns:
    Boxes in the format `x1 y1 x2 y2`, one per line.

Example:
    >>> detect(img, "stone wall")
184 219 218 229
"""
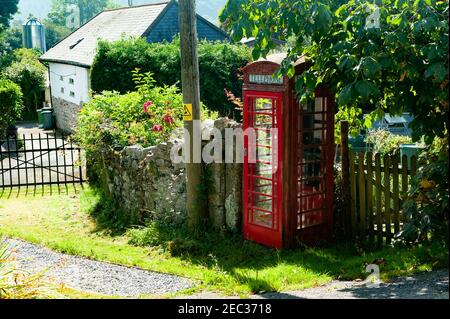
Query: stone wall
98 119 242 231
52 97 82 133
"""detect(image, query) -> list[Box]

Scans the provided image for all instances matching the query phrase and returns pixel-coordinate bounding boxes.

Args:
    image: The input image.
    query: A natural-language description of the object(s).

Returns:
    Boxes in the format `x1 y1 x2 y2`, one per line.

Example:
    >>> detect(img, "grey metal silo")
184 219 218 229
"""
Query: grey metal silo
22 18 47 53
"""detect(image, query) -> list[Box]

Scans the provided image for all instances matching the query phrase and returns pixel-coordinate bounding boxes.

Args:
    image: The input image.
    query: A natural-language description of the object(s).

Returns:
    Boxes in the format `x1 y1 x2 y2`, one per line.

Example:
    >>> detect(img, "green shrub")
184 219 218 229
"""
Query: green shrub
365 129 417 156
90 37 251 118
2 49 46 116
0 78 23 136
75 70 217 157
396 136 449 247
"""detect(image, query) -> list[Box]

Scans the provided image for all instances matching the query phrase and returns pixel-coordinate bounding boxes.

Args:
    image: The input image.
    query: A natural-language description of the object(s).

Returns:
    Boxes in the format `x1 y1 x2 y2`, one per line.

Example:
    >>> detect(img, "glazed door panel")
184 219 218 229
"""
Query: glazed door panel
243 91 283 248
297 95 334 239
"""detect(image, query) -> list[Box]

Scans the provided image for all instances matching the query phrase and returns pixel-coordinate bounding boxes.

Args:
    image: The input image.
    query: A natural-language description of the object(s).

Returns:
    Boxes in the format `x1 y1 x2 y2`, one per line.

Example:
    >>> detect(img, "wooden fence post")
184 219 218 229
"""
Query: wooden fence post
375 153 383 248
358 152 367 244
349 151 357 240
340 121 351 238
384 155 392 244
366 152 374 247
392 155 400 235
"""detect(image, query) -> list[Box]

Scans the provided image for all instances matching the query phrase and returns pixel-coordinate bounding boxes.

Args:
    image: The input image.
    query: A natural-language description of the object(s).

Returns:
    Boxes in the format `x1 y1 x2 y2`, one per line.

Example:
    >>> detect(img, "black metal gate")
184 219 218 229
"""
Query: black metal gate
0 133 84 188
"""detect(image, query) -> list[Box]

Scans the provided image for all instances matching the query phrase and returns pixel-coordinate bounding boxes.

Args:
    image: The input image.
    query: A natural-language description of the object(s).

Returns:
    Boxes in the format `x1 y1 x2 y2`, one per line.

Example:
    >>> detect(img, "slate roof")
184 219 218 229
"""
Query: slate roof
39 1 172 68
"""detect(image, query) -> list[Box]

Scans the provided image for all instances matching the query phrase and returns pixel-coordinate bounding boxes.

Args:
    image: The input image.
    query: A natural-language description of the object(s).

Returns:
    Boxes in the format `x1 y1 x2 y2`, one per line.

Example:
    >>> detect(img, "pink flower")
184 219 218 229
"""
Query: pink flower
163 114 174 125
143 101 153 114
153 124 163 132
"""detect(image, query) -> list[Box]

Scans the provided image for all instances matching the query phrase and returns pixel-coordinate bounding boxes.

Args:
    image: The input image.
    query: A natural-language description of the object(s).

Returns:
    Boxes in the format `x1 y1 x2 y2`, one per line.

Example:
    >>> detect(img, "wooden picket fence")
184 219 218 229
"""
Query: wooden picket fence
346 150 418 248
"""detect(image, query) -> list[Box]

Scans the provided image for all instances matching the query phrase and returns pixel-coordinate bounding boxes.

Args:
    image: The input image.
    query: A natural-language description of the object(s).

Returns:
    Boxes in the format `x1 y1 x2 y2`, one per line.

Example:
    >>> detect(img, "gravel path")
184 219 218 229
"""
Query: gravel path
5 238 448 299
6 238 194 297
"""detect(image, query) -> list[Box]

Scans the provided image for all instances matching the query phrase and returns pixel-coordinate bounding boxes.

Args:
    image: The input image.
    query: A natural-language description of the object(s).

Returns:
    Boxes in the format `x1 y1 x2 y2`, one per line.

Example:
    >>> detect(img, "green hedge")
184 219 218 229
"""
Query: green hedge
90 37 251 118
0 78 23 136
2 48 46 117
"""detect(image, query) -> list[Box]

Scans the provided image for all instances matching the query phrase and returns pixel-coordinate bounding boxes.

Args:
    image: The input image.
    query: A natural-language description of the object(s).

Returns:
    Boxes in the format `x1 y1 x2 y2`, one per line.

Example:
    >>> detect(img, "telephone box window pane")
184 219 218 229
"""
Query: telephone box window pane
298 210 324 229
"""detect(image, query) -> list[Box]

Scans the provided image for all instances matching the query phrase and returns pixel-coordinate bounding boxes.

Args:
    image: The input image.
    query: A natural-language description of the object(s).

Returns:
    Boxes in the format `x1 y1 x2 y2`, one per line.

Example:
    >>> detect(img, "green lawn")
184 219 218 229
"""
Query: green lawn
0 185 447 297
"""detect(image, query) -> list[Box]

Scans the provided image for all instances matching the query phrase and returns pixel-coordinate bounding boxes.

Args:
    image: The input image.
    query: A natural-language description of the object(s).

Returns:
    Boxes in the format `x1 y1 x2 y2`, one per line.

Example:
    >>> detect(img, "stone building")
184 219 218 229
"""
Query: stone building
39 0 227 133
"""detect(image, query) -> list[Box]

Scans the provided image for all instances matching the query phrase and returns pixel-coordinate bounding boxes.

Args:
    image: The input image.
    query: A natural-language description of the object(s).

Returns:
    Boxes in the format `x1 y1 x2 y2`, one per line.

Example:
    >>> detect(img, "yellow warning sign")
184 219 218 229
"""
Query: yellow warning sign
183 103 193 121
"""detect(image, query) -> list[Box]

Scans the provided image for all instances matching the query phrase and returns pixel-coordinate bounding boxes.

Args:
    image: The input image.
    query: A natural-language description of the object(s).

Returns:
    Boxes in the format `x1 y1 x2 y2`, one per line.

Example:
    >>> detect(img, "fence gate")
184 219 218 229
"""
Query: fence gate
0 133 84 188
346 150 418 248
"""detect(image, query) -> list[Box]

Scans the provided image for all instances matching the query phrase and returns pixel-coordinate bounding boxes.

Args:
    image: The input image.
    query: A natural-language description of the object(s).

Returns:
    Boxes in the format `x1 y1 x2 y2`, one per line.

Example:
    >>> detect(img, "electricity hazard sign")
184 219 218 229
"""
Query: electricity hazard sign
183 104 193 121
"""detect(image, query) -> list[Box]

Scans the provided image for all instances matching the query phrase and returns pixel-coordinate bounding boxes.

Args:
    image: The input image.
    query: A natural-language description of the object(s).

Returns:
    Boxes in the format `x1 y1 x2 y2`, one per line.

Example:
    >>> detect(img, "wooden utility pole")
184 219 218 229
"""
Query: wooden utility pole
179 0 206 230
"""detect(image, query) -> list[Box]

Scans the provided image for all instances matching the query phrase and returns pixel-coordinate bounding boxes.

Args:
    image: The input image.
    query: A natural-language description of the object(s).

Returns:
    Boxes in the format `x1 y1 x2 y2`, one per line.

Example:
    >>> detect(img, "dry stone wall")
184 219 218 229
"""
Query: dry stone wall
98 118 242 231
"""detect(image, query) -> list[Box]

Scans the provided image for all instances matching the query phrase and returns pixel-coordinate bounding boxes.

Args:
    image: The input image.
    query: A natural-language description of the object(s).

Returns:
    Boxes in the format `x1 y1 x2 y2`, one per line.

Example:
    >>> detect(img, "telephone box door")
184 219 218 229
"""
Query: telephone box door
243 91 283 248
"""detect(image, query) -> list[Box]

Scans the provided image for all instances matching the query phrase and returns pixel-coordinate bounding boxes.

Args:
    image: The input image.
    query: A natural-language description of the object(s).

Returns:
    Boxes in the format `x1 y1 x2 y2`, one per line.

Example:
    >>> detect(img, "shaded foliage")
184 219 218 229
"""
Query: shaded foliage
0 78 23 136
0 0 19 32
43 19 72 49
396 137 449 246
47 0 119 27
1 49 46 115
0 25 22 56
220 0 449 143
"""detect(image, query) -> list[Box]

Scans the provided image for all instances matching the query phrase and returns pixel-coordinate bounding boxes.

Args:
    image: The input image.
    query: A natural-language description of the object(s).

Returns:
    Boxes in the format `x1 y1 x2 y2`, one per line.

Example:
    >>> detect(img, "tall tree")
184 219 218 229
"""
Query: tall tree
48 0 120 28
43 19 72 49
220 0 449 144
0 0 19 32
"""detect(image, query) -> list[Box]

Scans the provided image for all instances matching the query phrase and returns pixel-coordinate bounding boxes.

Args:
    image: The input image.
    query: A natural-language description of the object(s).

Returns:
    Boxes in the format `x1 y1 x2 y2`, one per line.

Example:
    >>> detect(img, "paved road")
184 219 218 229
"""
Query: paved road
253 270 449 299
0 123 83 187
185 270 449 300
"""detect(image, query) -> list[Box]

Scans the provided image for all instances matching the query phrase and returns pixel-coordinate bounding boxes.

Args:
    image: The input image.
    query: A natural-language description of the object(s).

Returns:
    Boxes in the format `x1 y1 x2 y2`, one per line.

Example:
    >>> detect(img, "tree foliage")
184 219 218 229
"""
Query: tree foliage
91 37 252 117
0 24 22 56
2 49 46 112
47 0 120 27
0 78 23 136
220 0 449 143
397 136 449 246
0 0 19 32
43 19 72 49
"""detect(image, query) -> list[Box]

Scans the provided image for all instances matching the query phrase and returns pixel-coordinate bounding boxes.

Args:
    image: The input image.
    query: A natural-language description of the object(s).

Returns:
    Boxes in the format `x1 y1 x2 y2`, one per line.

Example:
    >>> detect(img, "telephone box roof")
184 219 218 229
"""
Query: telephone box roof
243 53 309 75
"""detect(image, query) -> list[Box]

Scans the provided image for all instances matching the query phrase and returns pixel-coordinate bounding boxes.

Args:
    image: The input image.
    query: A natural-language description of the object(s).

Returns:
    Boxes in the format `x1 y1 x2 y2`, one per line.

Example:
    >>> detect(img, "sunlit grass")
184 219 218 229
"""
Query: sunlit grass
0 185 447 297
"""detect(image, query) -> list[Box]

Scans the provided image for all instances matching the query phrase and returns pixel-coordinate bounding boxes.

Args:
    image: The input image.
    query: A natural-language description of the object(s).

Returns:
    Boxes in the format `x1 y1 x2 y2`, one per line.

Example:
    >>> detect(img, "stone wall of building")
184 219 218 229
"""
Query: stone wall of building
97 119 243 231
52 97 82 133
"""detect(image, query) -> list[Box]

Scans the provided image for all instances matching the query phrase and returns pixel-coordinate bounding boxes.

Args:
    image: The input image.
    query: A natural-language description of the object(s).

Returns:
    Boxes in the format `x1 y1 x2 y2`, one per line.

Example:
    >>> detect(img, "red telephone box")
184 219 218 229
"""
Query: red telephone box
242 53 335 249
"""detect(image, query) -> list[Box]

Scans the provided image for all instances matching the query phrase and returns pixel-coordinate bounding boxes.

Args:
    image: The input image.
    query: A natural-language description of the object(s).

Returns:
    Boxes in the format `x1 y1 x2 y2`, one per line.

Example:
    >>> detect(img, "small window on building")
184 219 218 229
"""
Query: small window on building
70 91 75 97
61 87 65 94
69 78 74 84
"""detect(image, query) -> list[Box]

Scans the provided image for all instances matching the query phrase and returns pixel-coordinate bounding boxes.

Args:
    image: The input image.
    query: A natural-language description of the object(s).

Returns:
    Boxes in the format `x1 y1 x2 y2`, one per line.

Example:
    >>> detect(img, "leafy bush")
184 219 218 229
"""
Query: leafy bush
2 49 46 116
396 136 449 247
76 70 217 156
0 78 23 136
365 129 417 156
90 37 251 117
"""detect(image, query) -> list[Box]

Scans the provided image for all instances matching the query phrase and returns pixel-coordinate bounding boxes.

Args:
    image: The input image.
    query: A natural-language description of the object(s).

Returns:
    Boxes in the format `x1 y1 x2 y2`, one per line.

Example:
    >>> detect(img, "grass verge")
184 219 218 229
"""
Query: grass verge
0 185 447 297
